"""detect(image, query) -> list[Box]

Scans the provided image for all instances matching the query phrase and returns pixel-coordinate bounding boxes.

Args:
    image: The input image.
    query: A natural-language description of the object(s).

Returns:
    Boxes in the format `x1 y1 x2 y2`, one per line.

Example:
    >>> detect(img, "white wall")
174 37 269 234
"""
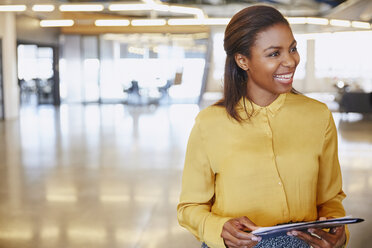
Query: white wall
206 27 225 93
16 15 59 45
60 35 83 102
0 13 19 120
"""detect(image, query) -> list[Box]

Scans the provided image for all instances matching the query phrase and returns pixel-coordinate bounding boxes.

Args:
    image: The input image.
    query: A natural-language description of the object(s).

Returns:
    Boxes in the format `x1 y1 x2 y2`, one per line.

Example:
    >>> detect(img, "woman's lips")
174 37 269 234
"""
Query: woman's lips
273 72 294 84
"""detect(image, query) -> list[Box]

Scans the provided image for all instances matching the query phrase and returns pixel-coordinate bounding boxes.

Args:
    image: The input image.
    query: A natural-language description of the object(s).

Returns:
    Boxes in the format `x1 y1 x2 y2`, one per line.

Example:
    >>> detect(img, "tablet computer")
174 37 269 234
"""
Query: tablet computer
251 216 364 239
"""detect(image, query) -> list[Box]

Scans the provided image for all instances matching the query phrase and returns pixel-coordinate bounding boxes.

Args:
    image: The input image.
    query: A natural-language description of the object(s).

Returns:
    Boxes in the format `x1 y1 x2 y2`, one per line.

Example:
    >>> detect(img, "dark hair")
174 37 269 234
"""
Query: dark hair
215 5 297 122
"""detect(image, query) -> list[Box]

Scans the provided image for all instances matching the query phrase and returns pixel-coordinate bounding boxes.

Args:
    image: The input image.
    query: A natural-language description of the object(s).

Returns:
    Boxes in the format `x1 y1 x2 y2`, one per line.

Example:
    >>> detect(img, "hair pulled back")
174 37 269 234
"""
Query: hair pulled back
216 5 290 122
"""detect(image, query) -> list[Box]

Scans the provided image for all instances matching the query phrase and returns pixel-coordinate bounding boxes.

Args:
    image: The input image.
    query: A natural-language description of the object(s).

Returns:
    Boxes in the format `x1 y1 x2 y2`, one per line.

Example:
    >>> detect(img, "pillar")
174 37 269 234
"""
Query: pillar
0 12 19 119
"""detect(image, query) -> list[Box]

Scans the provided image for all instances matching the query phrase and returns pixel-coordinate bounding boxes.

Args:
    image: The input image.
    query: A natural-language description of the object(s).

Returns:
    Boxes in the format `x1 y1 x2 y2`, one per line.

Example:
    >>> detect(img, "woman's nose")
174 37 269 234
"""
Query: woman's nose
281 53 296 67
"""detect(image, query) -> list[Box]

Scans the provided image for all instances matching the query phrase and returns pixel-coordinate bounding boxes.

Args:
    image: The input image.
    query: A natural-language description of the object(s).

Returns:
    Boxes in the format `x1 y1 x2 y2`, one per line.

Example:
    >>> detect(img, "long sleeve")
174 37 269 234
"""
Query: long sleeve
317 110 346 218
316 110 349 245
177 120 231 248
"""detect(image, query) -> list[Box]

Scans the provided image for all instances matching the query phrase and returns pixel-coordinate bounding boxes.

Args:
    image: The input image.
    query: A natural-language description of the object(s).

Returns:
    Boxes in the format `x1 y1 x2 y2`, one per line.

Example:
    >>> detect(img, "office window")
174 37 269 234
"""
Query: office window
315 31 372 84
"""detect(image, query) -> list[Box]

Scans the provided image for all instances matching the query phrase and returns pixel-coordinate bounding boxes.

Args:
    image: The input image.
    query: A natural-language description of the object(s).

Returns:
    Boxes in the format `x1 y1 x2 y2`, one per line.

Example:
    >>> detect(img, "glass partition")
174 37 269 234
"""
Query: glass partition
100 33 208 104
60 33 209 104
17 44 55 105
314 31 372 92
82 36 100 102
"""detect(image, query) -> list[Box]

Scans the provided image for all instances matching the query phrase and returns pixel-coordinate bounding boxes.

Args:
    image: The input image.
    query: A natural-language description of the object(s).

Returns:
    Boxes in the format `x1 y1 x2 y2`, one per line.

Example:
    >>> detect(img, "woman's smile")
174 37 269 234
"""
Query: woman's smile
273 72 294 85
240 23 300 106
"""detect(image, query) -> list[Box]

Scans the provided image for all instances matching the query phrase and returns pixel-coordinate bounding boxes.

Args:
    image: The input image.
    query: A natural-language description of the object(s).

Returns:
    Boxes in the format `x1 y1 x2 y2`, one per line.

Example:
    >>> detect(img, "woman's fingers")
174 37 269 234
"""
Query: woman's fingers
309 225 345 243
288 230 324 248
223 230 246 247
223 220 260 240
222 217 261 248
288 225 346 248
238 216 261 231
308 228 333 241
223 232 258 247
222 229 260 247
330 225 344 235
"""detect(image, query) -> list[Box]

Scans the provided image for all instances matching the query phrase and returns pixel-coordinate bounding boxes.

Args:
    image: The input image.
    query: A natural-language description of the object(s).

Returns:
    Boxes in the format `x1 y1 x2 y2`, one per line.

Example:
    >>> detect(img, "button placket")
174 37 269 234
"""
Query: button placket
265 109 290 217
263 108 272 137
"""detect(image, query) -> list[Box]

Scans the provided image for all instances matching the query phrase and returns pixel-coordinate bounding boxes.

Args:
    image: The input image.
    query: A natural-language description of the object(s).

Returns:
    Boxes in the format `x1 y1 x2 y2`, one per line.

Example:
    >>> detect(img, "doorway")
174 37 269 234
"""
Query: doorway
17 43 60 106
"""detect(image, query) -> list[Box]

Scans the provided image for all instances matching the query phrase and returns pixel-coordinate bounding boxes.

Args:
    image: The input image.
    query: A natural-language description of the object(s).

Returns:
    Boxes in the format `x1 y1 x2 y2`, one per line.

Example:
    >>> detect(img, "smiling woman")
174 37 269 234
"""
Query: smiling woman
215 5 302 122
236 23 300 107
177 5 348 248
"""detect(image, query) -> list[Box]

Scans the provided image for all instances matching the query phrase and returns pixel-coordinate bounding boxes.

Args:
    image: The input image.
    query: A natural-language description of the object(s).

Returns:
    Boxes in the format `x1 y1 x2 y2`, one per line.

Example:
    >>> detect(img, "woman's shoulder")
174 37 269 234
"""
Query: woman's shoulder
193 104 238 140
196 104 228 122
193 104 233 132
285 93 330 116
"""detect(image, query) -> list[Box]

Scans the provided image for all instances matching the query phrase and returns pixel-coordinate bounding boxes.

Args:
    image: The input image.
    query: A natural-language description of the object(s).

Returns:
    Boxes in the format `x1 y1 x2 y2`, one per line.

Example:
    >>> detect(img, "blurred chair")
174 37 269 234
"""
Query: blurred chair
158 79 173 97
339 92 372 113
124 80 141 105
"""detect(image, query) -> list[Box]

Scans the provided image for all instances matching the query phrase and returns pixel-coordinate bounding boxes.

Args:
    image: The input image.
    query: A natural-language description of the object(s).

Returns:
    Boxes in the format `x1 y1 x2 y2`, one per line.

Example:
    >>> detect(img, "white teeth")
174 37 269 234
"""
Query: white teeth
274 73 293 79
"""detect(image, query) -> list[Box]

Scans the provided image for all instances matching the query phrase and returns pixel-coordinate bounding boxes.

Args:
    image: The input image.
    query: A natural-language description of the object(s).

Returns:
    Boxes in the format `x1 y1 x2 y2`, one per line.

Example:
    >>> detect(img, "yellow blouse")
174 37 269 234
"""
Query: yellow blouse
177 93 347 248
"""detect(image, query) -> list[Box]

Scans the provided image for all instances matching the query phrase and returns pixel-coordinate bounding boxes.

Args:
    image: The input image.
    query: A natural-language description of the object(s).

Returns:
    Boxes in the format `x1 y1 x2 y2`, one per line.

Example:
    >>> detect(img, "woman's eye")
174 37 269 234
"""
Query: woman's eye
269 51 280 57
290 47 298 53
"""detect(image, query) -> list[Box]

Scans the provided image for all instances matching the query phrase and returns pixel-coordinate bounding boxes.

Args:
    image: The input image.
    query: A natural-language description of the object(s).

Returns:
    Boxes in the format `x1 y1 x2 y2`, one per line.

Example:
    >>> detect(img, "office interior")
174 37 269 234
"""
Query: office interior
0 0 371 247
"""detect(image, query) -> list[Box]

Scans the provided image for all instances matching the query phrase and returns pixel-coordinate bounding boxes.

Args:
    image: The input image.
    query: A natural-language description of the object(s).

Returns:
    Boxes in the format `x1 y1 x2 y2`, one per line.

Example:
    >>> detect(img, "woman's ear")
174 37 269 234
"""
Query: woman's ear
234 53 249 71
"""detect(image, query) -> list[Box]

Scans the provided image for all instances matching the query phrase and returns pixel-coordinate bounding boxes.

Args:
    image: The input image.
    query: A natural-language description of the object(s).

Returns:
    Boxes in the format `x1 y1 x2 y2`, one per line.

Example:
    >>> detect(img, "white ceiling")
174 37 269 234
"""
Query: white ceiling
2 0 371 34
0 0 354 19
325 0 372 22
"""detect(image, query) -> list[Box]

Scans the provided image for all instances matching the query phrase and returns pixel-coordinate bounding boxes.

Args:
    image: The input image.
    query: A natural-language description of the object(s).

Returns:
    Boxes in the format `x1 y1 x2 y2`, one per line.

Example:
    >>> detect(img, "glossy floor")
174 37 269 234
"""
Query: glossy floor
0 103 371 248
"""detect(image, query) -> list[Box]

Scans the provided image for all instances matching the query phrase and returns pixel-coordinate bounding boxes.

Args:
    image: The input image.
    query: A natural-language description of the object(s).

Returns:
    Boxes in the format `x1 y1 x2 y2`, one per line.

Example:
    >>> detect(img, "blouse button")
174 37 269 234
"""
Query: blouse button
278 182 282 186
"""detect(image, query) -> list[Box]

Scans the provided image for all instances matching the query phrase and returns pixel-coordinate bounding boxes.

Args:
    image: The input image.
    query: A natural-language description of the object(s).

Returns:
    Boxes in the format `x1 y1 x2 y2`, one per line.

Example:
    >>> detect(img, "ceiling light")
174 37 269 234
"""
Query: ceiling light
131 19 166 26
109 3 169 12
306 17 329 25
168 19 204 25
152 4 170 12
128 46 146 55
169 6 204 18
202 18 230 25
287 17 307 25
109 4 152 11
142 0 156 4
59 4 104 12
40 20 74 27
168 18 229 26
32 5 55 12
330 19 351 27
0 5 26 12
109 3 203 17
95 19 130 26
351 21 371 29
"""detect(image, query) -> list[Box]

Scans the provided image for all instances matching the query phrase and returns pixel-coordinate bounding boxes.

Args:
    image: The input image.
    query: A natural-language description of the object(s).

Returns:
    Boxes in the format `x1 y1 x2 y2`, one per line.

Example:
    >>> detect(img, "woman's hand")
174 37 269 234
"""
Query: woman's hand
221 216 262 248
287 217 346 248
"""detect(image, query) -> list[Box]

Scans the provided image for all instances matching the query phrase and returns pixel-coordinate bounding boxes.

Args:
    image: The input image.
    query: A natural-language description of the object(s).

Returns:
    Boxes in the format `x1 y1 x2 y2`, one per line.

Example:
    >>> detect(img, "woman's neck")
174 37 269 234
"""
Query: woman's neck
246 80 283 107
246 90 279 107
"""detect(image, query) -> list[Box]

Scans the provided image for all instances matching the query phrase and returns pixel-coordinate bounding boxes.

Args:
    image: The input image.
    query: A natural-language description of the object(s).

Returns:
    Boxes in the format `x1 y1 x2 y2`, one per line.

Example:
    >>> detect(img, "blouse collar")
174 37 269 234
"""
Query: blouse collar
237 93 287 118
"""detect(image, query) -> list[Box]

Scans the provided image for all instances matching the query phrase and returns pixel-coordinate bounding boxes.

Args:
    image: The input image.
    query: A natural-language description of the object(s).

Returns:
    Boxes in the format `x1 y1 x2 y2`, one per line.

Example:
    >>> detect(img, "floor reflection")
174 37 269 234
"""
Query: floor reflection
0 103 371 248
